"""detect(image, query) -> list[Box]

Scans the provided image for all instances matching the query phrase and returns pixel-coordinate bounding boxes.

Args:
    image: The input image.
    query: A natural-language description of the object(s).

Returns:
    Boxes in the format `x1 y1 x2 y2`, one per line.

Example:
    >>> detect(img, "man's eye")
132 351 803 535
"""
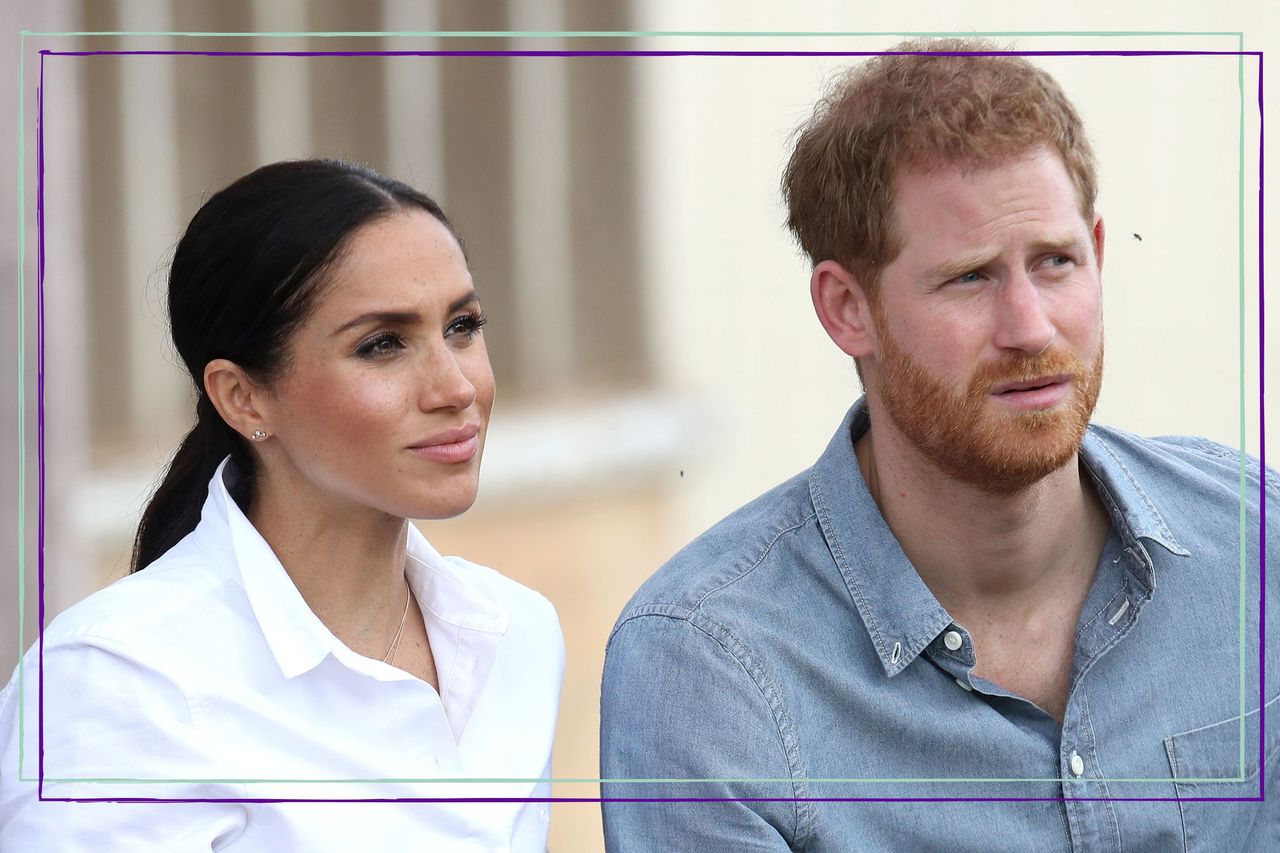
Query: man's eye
953 271 984 284
1045 254 1072 267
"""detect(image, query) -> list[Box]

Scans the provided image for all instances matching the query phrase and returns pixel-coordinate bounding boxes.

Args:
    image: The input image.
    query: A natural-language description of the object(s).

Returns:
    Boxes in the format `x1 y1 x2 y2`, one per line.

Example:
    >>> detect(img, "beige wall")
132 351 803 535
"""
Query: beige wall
5 2 1278 852
637 41 1267 552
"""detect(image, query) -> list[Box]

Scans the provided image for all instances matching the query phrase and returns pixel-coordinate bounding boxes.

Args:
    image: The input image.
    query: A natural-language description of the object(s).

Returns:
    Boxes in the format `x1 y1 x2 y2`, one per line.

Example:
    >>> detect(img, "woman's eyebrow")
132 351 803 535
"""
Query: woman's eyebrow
331 291 479 337
332 310 421 336
447 289 480 313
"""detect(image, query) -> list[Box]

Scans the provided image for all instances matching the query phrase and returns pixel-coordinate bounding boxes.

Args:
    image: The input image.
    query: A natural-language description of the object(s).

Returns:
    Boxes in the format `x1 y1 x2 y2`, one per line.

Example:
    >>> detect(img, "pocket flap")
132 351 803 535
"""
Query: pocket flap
1165 693 1280 787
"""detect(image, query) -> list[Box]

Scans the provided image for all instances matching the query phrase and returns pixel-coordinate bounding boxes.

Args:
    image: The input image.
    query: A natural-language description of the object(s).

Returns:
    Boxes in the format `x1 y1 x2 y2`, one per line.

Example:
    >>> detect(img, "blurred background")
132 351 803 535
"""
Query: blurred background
3 1 1274 850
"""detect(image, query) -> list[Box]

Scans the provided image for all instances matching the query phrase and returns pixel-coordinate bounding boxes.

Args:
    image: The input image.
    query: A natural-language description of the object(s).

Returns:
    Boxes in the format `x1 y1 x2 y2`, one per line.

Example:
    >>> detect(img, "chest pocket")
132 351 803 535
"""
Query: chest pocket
1163 692 1280 852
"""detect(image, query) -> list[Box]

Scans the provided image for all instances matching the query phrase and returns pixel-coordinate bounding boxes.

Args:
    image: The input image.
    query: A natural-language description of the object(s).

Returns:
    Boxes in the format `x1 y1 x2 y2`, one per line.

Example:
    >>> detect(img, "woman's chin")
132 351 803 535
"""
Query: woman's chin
401 489 480 522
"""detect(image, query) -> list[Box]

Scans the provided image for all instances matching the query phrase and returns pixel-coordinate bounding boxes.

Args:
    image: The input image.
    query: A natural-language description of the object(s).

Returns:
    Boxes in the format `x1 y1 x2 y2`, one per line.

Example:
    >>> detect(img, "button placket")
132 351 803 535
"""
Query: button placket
1059 708 1121 852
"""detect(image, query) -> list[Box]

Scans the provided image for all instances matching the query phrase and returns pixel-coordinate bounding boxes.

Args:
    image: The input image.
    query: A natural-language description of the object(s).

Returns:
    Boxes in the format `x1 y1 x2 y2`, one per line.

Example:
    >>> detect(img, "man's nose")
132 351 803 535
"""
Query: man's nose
991 270 1055 355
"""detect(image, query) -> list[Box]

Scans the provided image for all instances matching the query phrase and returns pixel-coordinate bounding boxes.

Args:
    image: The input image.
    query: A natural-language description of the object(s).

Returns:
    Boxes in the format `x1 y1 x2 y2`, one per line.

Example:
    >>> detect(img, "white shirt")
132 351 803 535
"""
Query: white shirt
0 459 564 851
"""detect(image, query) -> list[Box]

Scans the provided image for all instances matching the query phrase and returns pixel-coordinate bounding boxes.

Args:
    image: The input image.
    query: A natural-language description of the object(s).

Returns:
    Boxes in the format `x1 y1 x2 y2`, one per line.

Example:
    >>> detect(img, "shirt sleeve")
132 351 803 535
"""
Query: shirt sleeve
599 612 803 852
0 638 247 850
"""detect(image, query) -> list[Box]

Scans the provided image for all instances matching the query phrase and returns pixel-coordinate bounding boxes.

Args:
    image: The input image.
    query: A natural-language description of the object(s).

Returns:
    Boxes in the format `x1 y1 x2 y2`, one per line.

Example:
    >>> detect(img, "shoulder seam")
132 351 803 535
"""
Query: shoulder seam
691 511 818 611
1171 436 1277 500
41 633 202 730
607 607 814 845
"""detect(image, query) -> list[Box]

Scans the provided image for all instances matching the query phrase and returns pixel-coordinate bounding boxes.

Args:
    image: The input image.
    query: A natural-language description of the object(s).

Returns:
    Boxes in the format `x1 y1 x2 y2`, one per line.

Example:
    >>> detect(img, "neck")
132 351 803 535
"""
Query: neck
247 461 411 658
856 408 1110 621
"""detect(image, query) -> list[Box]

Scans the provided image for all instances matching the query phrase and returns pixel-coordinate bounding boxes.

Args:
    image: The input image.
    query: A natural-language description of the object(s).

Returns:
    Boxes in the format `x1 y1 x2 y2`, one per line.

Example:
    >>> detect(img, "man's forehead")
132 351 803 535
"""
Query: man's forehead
890 151 1091 250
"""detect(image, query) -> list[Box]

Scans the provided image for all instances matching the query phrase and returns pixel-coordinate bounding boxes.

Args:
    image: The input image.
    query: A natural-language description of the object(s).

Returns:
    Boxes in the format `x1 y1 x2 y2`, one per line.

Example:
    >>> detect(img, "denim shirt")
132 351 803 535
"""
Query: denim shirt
600 399 1278 852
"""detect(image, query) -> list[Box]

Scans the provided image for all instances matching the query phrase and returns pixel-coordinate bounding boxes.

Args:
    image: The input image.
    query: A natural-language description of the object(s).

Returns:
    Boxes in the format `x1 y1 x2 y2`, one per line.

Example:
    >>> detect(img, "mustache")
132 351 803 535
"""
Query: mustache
968 349 1089 393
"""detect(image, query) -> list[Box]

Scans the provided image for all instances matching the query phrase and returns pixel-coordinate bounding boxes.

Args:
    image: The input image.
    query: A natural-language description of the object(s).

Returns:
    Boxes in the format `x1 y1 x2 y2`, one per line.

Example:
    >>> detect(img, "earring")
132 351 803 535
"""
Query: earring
250 429 268 441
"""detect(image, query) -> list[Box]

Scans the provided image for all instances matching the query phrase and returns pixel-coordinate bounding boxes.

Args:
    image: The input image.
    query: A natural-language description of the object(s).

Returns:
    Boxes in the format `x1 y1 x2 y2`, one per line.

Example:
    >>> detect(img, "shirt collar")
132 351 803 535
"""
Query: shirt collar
192 458 341 679
404 534 510 739
809 398 1188 678
808 400 952 678
194 458 509 688
1077 429 1190 565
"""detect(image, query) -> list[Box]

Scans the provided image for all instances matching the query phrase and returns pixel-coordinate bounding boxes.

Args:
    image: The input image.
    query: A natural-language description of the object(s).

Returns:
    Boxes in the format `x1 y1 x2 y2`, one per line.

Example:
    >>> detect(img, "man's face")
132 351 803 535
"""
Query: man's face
864 147 1105 493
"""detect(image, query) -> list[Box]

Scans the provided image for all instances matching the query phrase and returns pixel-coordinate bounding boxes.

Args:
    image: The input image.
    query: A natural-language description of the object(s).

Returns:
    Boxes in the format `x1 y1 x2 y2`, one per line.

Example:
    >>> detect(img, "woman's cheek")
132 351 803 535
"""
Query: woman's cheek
324 378 404 441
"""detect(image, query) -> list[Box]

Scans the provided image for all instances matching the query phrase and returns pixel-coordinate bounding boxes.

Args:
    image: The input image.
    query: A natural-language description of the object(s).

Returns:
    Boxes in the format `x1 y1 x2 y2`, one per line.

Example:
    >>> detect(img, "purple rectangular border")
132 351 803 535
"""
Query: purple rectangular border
29 46 1266 805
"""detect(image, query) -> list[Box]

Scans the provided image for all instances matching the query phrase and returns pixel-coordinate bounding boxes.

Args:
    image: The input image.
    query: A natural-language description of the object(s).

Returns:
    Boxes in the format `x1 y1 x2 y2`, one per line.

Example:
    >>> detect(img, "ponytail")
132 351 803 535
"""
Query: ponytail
129 395 253 572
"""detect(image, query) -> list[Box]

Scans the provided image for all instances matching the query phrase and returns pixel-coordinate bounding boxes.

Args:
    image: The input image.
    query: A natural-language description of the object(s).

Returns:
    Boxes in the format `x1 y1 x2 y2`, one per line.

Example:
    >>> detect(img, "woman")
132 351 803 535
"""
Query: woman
0 160 564 850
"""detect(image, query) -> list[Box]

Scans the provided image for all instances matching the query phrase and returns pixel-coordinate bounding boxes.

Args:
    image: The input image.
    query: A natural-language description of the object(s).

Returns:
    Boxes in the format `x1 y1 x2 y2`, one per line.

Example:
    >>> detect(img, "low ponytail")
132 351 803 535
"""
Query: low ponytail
130 396 253 572
126 159 458 574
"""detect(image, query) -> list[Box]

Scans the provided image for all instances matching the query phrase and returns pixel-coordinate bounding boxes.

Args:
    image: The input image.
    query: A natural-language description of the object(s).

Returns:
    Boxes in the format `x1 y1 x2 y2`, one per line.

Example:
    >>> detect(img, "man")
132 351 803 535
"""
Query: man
600 39 1276 851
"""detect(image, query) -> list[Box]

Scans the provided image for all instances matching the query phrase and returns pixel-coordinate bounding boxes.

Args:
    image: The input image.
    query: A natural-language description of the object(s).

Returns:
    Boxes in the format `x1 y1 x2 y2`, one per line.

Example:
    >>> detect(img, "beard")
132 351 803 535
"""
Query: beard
872 315 1104 495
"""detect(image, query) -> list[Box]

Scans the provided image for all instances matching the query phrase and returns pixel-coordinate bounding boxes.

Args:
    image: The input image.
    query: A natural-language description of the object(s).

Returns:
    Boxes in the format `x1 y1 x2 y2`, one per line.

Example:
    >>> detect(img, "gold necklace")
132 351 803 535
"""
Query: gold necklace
381 578 411 664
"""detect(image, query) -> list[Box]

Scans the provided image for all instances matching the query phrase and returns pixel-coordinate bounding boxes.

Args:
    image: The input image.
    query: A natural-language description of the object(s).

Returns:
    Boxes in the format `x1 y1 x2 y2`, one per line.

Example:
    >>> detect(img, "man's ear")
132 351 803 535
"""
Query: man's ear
1092 213 1106 272
811 260 878 359
203 359 271 441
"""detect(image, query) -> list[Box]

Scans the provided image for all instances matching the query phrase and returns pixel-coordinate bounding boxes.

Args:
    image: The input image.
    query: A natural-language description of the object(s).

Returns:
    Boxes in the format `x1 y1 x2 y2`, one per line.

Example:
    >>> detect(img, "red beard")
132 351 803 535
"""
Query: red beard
873 314 1104 494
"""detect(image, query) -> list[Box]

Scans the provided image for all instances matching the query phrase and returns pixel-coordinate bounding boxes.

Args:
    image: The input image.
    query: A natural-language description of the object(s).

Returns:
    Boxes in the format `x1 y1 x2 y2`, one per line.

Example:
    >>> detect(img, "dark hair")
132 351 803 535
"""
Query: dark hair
131 159 460 572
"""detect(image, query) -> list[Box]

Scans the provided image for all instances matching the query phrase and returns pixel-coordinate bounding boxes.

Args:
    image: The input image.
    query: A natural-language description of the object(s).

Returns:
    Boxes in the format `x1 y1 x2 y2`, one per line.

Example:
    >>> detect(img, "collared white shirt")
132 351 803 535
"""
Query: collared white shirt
0 459 564 851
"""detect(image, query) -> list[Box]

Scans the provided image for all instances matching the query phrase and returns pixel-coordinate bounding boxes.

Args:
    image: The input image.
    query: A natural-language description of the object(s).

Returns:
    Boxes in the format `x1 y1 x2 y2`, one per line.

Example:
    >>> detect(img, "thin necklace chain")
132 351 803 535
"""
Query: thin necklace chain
381 577 412 664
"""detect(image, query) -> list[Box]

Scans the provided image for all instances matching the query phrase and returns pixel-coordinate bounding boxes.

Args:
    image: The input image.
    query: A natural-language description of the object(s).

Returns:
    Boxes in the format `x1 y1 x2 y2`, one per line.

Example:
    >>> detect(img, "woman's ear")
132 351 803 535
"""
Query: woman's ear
810 260 878 359
203 359 270 441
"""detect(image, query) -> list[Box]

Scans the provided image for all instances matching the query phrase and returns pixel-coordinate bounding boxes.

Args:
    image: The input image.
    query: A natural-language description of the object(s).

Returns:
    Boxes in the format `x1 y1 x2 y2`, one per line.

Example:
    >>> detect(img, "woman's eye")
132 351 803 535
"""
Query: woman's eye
355 332 405 358
446 311 488 342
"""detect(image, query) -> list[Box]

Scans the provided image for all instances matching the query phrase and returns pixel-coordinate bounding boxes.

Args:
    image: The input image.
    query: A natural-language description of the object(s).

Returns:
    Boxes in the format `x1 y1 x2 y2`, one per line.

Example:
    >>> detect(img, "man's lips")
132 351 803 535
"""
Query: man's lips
991 374 1071 395
407 424 481 463
989 375 1072 410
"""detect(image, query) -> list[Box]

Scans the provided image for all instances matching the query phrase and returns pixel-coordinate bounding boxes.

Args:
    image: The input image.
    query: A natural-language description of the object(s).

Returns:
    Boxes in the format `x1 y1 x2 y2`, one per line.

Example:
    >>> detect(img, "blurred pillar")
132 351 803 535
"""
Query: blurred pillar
508 5 575 395
381 0 445 198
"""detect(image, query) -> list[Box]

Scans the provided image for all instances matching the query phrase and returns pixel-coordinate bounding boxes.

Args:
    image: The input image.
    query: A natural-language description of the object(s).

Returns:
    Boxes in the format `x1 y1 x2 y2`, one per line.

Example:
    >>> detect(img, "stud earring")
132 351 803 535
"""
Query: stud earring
250 429 268 441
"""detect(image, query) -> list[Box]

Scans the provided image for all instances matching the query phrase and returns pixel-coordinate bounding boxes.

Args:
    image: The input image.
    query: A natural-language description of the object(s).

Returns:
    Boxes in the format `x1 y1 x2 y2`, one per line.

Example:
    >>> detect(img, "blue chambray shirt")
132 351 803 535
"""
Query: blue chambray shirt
600 399 1278 852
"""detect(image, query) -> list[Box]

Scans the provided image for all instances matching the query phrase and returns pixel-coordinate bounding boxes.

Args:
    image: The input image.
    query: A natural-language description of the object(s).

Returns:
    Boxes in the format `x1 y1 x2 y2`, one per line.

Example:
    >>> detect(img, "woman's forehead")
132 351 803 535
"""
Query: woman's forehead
312 211 473 315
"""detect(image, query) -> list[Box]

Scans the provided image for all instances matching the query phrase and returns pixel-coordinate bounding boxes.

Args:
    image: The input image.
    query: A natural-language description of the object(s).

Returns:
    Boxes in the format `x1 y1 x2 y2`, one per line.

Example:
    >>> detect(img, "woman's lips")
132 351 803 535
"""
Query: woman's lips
407 426 481 464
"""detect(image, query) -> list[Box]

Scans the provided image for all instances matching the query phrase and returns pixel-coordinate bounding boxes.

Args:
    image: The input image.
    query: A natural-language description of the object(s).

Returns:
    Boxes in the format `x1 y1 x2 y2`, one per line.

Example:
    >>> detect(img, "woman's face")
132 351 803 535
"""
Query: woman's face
258 209 495 521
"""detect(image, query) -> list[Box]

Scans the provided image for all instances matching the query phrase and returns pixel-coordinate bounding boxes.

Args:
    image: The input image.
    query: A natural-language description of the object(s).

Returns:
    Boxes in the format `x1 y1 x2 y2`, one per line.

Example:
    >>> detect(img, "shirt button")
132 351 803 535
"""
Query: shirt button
943 630 963 651
1069 751 1085 777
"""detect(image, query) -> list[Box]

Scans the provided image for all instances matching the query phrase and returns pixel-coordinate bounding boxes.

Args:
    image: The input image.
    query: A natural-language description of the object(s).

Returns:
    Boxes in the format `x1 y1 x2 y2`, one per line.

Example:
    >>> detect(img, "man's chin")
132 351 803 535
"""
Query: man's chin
961 448 1081 495
950 412 1089 493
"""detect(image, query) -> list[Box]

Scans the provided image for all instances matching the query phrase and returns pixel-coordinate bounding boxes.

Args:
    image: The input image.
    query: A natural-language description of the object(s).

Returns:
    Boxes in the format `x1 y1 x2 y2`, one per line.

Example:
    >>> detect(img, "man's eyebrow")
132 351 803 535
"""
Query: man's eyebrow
1031 235 1089 257
930 249 999 281
929 235 1087 281
331 291 480 336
